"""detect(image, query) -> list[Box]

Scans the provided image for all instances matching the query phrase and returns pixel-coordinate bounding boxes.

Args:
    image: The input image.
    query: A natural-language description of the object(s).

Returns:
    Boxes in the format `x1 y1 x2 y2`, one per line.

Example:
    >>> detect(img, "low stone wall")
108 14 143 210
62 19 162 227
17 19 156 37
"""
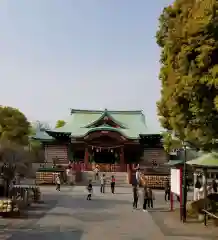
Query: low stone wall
81 171 95 182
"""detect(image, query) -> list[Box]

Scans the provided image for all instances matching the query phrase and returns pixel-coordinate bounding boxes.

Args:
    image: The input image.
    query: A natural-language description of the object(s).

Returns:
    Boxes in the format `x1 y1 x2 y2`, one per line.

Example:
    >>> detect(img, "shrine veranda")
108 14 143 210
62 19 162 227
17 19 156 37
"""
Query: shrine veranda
32 109 168 177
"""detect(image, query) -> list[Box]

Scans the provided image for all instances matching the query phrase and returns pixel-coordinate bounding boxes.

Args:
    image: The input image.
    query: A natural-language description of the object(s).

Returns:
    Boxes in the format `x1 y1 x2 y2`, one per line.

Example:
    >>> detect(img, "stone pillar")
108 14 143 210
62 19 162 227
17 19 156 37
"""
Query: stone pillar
84 147 89 171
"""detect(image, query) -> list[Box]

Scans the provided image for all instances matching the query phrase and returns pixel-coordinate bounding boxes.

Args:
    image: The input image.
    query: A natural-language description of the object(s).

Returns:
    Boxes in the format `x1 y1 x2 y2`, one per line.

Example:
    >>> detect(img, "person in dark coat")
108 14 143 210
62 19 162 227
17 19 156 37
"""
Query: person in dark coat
132 186 138 209
143 186 148 211
147 188 154 208
212 179 217 193
87 180 93 200
111 175 115 194
195 179 201 189
164 180 170 201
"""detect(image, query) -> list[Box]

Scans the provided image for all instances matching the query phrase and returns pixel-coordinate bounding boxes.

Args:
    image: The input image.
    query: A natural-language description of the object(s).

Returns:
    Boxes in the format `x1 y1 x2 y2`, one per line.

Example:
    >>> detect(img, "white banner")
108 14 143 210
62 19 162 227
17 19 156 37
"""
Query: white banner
170 168 181 195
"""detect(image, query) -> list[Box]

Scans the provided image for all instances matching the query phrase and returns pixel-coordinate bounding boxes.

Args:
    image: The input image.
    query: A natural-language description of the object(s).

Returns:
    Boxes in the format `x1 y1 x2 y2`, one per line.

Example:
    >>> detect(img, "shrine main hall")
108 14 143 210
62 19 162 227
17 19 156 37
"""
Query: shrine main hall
33 108 167 172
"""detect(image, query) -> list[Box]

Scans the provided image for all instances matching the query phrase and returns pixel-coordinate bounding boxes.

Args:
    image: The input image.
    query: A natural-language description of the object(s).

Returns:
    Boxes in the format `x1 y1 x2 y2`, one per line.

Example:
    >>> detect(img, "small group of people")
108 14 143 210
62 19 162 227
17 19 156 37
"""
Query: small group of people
132 185 155 211
194 178 217 200
100 173 115 194
86 173 116 200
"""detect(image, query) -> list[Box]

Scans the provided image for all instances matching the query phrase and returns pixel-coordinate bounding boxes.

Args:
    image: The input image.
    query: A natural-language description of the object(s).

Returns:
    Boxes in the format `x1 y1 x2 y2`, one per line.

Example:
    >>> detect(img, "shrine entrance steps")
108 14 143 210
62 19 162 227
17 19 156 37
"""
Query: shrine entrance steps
81 171 130 186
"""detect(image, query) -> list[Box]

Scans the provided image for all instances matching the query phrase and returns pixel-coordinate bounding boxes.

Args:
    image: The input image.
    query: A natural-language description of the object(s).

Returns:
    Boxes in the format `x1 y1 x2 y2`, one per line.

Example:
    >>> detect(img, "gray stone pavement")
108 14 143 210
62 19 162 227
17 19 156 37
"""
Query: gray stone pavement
0 186 208 240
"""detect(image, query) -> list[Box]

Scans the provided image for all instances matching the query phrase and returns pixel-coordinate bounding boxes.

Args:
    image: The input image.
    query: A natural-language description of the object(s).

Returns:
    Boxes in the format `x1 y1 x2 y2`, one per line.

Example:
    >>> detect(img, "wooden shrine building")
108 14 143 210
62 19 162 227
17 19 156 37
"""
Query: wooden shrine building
32 109 167 172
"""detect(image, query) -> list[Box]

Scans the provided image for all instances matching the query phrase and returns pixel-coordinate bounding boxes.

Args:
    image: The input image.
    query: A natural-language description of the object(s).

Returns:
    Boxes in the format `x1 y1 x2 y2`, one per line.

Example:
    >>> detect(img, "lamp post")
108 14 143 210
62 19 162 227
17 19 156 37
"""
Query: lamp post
169 132 189 222
182 141 187 222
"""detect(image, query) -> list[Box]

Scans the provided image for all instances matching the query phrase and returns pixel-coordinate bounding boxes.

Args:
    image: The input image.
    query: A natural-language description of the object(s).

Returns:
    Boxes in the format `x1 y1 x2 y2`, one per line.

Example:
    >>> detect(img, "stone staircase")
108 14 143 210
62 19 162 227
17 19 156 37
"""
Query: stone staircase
81 171 130 186
105 172 129 186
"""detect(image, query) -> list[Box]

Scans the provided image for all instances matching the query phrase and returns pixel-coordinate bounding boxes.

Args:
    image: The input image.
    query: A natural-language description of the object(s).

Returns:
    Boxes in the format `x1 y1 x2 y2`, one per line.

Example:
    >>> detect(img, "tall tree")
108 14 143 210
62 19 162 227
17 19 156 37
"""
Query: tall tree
0 106 30 145
156 0 218 150
162 132 182 153
55 120 66 128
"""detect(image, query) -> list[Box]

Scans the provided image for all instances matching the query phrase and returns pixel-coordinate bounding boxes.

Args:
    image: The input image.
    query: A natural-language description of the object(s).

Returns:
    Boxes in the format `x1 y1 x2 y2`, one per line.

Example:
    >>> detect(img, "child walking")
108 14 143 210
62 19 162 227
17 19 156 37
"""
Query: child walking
132 186 138 209
143 186 148 212
147 188 154 208
87 180 93 200
111 175 115 194
55 174 61 191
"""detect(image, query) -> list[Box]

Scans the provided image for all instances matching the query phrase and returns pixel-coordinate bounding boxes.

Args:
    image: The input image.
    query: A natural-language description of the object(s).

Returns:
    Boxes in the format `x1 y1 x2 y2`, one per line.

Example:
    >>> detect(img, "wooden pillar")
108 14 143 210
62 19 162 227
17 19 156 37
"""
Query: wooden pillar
84 147 89 171
120 146 125 171
170 191 174 211
127 164 132 184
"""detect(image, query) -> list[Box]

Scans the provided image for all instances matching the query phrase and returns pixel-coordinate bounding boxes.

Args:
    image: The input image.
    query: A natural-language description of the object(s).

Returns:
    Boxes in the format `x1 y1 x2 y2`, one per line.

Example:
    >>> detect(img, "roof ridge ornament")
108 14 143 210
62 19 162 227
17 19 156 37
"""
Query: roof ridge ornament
83 109 127 129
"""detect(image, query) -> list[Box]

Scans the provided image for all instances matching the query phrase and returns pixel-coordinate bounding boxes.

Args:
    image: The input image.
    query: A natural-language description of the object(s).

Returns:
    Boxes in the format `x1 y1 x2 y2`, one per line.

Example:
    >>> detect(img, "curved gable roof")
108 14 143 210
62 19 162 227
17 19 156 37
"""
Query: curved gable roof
43 108 152 139
83 109 127 128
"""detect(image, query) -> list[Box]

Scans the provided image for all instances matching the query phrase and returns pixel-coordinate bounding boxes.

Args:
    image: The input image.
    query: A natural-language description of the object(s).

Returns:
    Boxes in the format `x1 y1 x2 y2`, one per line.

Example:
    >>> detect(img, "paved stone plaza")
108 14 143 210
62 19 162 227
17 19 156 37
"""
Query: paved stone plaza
0 186 213 239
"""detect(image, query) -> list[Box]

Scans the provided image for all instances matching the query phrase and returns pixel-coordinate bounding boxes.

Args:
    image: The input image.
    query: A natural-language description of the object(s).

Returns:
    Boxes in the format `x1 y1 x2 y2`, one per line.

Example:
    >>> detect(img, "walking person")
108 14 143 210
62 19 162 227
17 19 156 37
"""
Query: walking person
143 186 148 212
55 174 61 191
87 180 93 200
147 188 154 208
135 168 140 186
212 179 217 193
100 173 106 193
132 185 138 209
94 166 99 181
164 179 170 201
111 175 115 194
194 178 202 200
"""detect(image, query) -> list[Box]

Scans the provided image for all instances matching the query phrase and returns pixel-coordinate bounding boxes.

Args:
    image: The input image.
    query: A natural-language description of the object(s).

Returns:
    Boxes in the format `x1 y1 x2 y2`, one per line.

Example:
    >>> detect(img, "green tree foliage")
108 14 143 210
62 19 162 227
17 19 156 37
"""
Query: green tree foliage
0 141 33 187
29 121 48 163
55 120 66 128
0 106 30 145
156 0 218 150
162 132 182 153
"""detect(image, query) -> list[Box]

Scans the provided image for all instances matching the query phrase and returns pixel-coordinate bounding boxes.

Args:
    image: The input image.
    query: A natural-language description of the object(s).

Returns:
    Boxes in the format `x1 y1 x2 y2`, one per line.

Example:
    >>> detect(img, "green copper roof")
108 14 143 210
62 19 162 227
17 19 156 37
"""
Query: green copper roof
37 109 160 140
165 160 184 166
31 130 54 141
187 152 218 167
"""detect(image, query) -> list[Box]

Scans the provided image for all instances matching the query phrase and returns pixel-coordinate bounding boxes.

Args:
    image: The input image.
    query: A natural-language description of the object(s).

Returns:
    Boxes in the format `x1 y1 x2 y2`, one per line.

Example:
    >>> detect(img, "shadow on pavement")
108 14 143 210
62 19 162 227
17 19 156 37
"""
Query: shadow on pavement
150 209 218 238
147 207 171 213
56 196 131 210
20 195 130 222
20 195 59 222
27 196 131 223
7 227 84 240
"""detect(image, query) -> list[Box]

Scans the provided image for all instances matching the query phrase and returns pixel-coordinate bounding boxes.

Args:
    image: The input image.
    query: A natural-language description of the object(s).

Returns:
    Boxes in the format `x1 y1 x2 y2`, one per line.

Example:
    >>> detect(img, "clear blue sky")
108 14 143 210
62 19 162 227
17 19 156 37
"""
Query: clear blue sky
1 0 172 129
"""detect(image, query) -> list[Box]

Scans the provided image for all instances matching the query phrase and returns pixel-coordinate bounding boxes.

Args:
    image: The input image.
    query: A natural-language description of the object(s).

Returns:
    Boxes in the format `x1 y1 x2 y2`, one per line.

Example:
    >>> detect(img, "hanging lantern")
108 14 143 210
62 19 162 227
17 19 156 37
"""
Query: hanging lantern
111 149 113 153
96 148 99 152
92 146 94 150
